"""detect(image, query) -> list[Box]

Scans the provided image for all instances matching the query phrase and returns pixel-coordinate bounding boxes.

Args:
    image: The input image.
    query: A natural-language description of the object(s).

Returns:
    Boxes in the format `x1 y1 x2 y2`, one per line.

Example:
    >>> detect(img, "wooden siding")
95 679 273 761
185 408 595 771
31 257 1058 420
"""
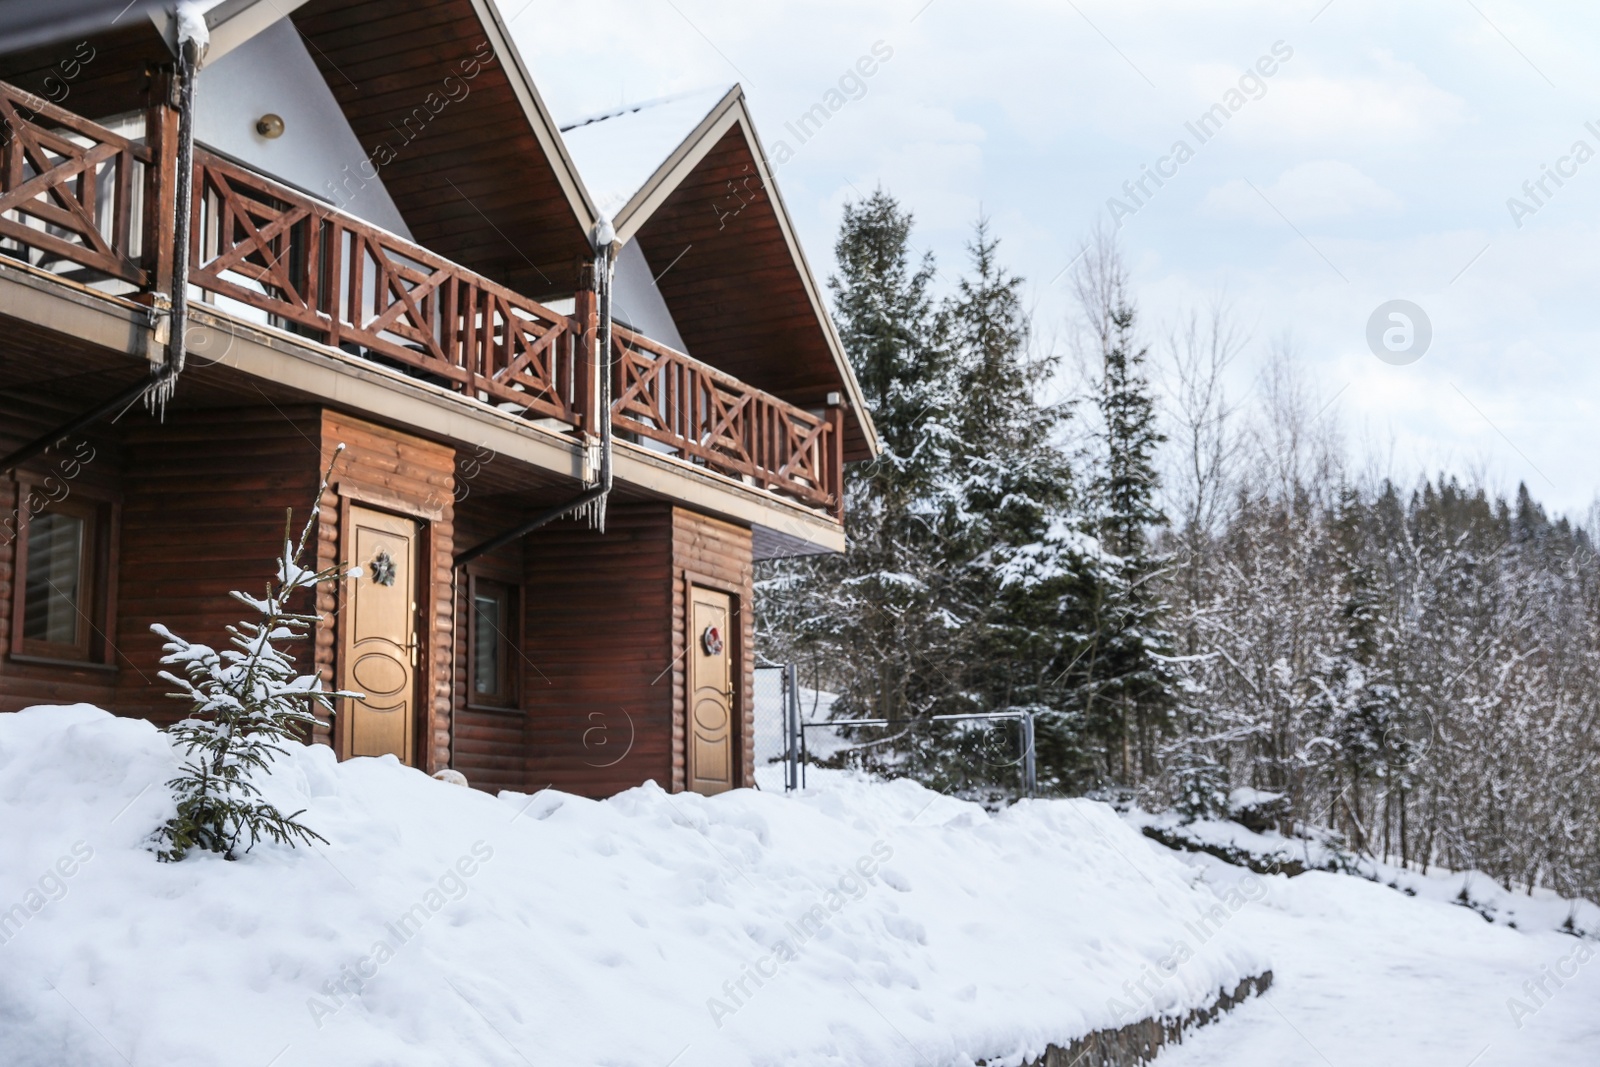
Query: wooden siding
113 407 324 725
317 411 455 770
670 508 755 792
519 505 677 797
3 383 759 799
450 493 525 794
448 503 757 798
0 25 167 126
0 395 124 711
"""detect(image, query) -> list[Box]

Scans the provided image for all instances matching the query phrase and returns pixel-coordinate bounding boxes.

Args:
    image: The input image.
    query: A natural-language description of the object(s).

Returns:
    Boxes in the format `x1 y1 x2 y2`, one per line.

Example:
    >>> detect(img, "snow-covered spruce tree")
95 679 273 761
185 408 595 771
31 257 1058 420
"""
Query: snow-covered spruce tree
939 218 1096 793
1303 485 1409 856
1067 232 1178 788
757 189 973 783
152 448 356 861
1171 748 1230 823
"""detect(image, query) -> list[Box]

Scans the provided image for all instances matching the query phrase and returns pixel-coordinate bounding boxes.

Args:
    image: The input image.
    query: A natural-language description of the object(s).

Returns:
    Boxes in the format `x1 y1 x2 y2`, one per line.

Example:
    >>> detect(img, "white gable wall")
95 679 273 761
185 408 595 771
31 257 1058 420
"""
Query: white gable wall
194 18 413 239
612 239 688 353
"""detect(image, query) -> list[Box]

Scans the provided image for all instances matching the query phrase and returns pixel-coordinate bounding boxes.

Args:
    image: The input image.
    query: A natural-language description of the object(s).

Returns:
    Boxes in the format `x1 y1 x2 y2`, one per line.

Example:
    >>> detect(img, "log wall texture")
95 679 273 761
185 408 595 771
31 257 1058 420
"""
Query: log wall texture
317 410 455 769
114 406 323 726
0 395 126 712
519 503 677 796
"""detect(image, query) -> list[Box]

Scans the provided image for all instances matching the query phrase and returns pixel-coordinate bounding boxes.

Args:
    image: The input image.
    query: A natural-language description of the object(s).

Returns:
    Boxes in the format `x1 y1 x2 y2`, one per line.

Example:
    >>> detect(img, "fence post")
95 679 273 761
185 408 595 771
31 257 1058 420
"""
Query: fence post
1022 710 1037 799
785 662 799 792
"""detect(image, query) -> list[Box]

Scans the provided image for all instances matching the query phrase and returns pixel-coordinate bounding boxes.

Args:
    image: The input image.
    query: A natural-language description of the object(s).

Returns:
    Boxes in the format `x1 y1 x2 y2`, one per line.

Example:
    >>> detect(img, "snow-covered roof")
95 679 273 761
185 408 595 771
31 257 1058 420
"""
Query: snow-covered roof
557 86 734 220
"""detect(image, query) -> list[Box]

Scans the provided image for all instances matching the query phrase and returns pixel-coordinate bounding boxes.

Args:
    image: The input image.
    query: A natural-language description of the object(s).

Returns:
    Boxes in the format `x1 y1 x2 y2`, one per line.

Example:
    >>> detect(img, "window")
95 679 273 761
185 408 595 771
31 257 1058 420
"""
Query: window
12 496 110 664
24 511 87 646
468 578 517 709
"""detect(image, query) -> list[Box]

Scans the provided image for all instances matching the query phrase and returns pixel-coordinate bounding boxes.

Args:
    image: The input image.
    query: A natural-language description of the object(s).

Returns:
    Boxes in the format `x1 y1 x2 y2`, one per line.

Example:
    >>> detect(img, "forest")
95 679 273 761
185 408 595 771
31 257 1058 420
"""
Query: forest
757 189 1600 904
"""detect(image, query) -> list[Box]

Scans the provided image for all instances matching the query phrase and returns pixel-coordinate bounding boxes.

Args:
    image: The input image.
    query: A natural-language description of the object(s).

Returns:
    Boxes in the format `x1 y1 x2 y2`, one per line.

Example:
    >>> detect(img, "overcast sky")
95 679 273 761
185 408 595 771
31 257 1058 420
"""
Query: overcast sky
513 0 1600 516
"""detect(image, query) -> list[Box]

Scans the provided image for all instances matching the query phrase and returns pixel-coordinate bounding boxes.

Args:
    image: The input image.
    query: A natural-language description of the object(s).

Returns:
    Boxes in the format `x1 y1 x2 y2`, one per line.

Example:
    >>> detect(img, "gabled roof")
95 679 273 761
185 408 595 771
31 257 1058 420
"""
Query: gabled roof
0 0 877 459
289 0 596 298
560 86 734 219
562 86 879 461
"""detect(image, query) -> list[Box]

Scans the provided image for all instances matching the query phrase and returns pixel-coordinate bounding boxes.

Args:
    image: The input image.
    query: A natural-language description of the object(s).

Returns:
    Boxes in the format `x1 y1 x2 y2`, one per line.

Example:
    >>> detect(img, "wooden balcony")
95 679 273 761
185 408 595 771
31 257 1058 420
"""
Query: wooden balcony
0 81 843 520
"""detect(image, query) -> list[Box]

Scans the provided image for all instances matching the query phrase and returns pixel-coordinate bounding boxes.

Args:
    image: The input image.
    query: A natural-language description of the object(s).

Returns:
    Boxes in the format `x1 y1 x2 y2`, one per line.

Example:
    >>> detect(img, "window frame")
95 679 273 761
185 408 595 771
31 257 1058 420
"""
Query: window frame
465 574 519 712
9 478 118 668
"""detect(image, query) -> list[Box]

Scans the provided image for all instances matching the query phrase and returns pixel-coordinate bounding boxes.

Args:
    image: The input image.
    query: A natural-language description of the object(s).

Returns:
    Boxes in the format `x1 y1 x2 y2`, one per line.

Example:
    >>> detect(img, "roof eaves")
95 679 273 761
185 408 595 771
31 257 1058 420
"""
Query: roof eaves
610 84 743 243
150 0 315 65
602 87 879 456
467 0 600 235
731 100 880 458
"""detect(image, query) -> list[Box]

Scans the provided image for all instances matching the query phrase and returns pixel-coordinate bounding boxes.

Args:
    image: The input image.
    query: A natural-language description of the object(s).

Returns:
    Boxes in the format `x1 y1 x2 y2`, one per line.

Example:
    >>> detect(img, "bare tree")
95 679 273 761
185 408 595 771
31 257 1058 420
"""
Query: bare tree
1161 295 1247 543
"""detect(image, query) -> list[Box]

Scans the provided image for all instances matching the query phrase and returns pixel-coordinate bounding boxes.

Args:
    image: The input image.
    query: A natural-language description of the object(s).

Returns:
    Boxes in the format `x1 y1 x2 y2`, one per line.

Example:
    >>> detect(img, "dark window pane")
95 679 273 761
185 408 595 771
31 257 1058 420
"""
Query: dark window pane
473 592 501 696
23 512 85 645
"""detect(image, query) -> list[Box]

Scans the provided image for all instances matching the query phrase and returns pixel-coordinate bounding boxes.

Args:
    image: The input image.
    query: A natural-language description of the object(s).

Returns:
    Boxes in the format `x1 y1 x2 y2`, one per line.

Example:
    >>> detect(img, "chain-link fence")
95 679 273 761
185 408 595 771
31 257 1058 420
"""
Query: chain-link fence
752 664 798 791
800 711 1038 801
752 666 1038 802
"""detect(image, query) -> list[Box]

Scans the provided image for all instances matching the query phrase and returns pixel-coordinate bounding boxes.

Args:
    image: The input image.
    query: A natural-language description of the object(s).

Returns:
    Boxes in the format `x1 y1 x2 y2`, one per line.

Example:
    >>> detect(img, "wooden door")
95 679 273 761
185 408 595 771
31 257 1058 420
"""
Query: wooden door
687 586 735 795
340 505 419 764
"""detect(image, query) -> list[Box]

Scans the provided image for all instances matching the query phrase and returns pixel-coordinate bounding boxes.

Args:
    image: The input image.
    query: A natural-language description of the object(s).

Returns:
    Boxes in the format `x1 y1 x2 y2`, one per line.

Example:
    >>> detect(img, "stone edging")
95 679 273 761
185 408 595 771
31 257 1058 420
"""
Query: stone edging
998 972 1274 1067
1139 824 1312 877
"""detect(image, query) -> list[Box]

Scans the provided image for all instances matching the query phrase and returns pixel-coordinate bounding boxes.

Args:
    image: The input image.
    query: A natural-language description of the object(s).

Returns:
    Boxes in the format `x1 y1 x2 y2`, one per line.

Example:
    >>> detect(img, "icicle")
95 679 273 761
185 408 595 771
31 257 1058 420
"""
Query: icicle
143 370 177 421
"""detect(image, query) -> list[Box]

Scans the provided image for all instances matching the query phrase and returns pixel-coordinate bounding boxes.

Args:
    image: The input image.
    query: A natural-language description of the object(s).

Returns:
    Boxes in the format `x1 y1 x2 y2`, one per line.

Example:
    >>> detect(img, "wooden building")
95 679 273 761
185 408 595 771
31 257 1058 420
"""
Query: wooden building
0 0 875 797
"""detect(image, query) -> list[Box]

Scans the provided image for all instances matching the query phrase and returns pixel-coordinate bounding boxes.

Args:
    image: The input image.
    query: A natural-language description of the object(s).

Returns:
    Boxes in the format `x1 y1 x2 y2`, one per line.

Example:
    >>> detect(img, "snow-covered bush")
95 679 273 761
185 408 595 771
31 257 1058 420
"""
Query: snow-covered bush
1227 786 1290 834
152 448 357 861
1172 751 1230 823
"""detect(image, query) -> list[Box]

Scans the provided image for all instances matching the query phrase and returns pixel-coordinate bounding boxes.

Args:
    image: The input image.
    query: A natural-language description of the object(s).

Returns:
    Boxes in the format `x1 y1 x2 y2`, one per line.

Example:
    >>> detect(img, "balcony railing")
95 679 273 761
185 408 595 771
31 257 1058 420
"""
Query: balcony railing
612 324 841 513
0 80 842 519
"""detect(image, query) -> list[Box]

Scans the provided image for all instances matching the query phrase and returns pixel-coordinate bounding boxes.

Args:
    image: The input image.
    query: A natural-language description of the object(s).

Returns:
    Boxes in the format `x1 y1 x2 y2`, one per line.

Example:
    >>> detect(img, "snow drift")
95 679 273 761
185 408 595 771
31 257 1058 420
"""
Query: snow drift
0 705 1266 1066
1128 806 1600 940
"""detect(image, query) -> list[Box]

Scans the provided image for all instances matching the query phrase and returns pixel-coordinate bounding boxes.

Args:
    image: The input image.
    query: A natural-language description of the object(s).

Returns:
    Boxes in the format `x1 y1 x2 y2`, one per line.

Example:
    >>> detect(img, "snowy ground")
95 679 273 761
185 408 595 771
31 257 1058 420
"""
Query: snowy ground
1128 805 1600 940
5 704 1594 1066
1149 848 1600 1066
0 705 1262 1067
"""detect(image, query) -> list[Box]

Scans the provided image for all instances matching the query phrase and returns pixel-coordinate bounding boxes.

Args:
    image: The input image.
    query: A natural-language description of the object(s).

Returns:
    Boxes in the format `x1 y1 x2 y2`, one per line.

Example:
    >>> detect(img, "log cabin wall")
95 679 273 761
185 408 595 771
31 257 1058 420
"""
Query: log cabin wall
316 411 455 771
5 391 757 800
468 503 757 798
114 407 323 725
519 504 677 796
670 508 755 793
451 494 526 794
0 395 125 712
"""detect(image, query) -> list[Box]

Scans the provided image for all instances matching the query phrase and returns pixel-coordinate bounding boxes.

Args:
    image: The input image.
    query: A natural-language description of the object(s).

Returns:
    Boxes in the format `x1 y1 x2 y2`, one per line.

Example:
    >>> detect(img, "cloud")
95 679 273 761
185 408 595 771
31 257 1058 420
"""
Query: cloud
1204 161 1403 224
1245 64 1469 148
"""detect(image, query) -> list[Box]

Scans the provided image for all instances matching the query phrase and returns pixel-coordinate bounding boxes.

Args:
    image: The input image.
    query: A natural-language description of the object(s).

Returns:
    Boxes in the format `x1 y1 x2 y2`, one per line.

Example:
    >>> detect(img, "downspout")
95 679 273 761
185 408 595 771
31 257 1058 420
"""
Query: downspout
148 2 207 413
452 217 616 568
0 5 204 474
448 220 614 770
590 214 616 531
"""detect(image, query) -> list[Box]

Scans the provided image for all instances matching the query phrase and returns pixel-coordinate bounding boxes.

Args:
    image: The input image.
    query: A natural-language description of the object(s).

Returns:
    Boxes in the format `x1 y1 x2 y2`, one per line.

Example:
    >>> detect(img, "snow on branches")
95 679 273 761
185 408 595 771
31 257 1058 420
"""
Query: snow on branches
152 447 360 861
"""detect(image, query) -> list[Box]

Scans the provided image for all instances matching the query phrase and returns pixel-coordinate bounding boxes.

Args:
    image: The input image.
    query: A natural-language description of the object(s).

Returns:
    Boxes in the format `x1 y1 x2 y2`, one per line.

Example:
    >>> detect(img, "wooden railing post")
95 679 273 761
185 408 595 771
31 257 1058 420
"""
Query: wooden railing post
826 401 845 522
142 68 179 299
572 280 599 436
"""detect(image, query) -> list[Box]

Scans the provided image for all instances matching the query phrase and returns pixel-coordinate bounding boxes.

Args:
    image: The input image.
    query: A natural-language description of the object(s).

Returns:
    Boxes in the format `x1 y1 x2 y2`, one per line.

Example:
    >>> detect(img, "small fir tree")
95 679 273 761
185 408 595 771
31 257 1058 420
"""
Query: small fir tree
153 448 356 861
1171 749 1230 823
